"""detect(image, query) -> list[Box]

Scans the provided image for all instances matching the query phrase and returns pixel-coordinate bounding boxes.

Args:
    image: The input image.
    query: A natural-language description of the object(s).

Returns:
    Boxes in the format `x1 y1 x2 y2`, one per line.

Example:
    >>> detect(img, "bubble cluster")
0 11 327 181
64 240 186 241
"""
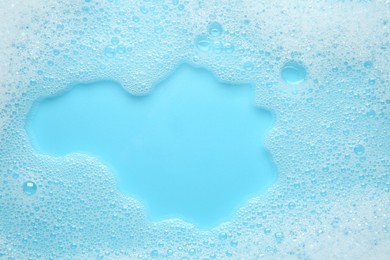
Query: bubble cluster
195 21 234 56
0 0 389 259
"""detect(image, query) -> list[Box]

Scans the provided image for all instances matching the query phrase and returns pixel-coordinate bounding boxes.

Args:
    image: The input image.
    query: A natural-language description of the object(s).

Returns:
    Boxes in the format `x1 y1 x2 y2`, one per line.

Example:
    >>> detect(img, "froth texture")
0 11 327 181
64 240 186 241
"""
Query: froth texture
0 0 389 259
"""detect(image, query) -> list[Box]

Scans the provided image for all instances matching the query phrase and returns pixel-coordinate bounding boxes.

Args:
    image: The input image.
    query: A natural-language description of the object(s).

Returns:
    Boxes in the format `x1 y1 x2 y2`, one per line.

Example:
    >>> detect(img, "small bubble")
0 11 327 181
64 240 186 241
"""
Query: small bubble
104 46 116 58
140 6 148 14
274 232 284 243
208 22 223 37
117 45 126 54
224 42 234 53
354 144 365 155
230 240 238 247
111 37 120 45
281 61 307 85
154 26 164 34
288 202 296 209
178 4 185 10
364 61 373 68
366 110 376 118
218 232 228 240
195 34 212 52
23 181 37 196
213 41 223 54
243 61 254 71
150 249 158 258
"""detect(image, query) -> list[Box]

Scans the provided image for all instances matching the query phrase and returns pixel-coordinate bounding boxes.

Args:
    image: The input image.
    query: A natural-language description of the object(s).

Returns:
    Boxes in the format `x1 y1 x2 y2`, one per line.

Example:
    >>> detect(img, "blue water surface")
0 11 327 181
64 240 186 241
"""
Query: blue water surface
26 64 276 228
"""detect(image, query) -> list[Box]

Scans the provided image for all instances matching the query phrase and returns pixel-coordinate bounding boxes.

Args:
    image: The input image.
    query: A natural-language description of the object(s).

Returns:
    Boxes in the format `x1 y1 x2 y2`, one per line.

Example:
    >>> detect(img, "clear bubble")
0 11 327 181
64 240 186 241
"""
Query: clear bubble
354 144 365 155
195 34 212 52
280 61 307 85
208 22 223 37
188 248 196 255
178 4 185 11
243 61 254 71
364 61 373 68
23 181 37 196
219 232 228 240
111 37 119 45
213 41 223 54
288 202 296 209
104 46 116 58
224 42 234 53
274 232 284 243
230 240 238 247
154 26 164 34
366 110 376 118
150 249 158 258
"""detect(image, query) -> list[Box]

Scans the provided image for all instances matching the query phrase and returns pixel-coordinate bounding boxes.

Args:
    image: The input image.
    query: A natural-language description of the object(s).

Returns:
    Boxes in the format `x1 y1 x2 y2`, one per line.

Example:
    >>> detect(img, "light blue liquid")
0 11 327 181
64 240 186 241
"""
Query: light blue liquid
26 64 276 229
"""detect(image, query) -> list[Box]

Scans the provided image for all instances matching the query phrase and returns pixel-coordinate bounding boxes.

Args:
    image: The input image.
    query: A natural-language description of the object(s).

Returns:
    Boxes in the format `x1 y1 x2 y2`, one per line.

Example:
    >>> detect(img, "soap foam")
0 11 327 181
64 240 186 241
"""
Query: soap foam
0 0 389 258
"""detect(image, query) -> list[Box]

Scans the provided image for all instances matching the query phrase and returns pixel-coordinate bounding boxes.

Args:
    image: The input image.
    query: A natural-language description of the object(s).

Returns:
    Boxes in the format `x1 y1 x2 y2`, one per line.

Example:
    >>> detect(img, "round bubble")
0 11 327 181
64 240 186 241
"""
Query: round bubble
224 42 234 53
195 34 212 51
208 22 223 37
354 144 365 155
274 232 284 243
280 61 307 85
23 181 37 196
243 61 254 71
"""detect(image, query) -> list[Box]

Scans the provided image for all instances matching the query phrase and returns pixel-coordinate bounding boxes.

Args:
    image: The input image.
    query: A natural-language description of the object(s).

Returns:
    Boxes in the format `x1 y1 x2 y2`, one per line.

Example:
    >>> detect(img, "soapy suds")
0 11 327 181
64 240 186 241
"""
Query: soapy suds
0 0 389 259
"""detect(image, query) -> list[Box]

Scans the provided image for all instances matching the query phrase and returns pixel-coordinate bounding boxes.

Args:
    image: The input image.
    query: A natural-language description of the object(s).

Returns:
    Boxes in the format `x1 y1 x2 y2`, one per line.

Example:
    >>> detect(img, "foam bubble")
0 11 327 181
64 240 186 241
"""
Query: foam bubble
280 61 307 85
208 22 223 37
22 181 37 195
